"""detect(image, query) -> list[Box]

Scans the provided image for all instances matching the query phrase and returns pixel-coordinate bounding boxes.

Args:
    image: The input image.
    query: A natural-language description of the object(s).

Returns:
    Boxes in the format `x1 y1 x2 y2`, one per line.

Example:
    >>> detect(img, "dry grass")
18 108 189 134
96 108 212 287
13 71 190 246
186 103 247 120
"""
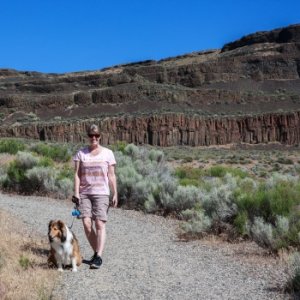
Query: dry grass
0 210 58 300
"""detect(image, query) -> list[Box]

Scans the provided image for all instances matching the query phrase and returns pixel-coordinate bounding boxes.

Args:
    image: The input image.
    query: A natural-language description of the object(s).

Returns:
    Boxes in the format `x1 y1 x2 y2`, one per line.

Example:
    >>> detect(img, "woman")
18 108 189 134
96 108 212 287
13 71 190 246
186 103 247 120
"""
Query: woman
73 124 117 269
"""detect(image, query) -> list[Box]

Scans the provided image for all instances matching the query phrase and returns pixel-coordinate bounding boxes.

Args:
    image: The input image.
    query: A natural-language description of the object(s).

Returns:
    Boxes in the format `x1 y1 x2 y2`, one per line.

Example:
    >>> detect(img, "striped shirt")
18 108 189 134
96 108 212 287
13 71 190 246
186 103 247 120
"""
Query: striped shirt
74 146 116 195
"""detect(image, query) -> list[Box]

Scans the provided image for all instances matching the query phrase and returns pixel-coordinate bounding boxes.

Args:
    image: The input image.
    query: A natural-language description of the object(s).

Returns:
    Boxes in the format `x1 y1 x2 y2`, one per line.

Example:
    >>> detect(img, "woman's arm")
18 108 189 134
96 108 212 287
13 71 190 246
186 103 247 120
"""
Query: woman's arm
108 164 118 207
74 160 81 199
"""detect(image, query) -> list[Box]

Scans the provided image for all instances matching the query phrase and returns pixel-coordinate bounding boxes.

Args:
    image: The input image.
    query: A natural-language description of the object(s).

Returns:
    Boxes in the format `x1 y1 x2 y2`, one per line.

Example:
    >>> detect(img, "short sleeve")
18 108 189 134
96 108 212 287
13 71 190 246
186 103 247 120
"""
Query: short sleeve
108 150 116 166
73 150 81 162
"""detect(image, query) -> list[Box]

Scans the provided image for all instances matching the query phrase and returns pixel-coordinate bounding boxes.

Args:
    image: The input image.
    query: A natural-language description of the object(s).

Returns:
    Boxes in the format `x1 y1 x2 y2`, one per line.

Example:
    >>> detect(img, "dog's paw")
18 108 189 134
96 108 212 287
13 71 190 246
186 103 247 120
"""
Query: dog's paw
58 268 64 272
72 268 78 272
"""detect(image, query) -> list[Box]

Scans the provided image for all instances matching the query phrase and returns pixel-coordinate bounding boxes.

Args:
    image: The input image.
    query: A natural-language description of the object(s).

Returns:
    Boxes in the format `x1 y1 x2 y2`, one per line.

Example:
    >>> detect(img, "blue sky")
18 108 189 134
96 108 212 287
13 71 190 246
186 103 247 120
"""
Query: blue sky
1 0 299 73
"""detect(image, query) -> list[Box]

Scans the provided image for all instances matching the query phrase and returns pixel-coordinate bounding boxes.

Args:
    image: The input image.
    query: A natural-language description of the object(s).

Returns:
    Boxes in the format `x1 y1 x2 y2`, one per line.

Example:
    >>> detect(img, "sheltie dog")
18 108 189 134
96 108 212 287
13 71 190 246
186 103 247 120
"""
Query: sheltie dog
47 220 82 272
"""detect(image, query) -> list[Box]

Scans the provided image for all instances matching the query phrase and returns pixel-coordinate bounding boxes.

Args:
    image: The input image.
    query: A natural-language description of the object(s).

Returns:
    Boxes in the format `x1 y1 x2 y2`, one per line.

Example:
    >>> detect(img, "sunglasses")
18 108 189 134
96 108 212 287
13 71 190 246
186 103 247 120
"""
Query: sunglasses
88 134 100 138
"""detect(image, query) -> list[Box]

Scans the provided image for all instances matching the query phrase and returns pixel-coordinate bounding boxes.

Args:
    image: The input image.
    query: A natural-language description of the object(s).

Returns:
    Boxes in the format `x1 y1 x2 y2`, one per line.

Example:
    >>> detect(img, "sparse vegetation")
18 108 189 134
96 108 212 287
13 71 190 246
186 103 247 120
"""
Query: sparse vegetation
0 139 26 154
286 252 300 295
30 142 71 162
0 210 57 299
0 140 74 198
1 140 300 255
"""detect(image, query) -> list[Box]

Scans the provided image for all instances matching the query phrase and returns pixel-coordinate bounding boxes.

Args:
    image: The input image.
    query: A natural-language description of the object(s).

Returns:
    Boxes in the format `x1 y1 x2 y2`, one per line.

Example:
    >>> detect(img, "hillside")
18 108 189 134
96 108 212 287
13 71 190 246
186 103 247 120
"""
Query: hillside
0 24 299 146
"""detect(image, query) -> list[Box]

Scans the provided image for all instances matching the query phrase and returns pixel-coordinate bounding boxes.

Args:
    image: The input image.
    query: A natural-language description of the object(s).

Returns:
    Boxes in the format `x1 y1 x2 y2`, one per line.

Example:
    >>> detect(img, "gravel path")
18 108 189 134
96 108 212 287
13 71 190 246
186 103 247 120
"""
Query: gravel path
0 193 290 300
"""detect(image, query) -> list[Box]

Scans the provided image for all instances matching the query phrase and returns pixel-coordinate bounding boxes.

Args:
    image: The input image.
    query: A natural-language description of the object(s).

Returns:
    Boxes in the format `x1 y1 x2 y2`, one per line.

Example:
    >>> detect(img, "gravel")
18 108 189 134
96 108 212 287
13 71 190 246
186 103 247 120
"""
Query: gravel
0 192 291 300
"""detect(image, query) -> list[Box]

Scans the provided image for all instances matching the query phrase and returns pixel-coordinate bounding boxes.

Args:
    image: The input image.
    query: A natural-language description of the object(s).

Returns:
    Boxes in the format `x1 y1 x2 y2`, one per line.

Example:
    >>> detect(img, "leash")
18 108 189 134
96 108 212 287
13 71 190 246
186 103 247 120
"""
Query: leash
69 196 81 230
69 215 76 230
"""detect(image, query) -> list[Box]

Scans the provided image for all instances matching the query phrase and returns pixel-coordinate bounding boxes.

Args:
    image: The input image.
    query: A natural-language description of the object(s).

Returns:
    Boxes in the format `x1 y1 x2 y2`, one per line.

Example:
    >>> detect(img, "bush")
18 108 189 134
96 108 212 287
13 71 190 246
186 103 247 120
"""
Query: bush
25 166 57 193
30 143 71 162
38 157 55 167
286 252 300 294
174 166 204 187
235 180 300 225
206 165 248 179
202 174 238 223
251 217 275 250
55 178 73 199
0 139 25 154
181 208 212 236
57 165 74 181
171 185 202 212
148 149 164 163
110 141 127 153
117 164 143 206
3 152 39 192
124 144 140 158
233 211 249 236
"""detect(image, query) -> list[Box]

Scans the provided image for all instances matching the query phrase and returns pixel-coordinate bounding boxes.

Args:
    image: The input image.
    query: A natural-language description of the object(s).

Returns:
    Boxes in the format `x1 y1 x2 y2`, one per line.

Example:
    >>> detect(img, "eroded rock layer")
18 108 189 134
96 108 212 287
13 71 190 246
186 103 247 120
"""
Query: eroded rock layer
1 112 299 146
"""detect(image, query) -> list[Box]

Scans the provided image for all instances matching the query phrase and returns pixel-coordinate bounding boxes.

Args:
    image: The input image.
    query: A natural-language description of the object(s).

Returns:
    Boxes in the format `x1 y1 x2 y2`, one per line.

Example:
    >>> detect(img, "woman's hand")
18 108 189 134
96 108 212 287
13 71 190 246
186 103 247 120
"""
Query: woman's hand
112 194 118 208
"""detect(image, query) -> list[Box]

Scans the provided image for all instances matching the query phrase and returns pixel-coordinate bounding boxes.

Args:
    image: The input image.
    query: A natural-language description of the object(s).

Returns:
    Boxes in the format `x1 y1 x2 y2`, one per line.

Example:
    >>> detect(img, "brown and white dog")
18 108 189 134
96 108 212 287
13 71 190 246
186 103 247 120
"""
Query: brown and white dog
47 220 82 272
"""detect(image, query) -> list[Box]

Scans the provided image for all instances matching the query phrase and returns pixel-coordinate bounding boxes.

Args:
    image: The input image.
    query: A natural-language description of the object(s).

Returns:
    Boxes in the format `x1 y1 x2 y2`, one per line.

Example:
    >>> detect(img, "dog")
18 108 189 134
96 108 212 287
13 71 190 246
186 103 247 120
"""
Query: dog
47 220 82 272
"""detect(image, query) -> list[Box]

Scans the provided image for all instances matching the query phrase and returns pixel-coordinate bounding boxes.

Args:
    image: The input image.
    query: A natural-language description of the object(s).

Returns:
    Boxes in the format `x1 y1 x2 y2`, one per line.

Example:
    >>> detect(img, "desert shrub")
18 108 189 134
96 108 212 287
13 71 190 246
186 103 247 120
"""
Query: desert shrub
25 166 57 193
14 151 39 170
55 178 73 199
111 141 127 153
179 178 201 187
131 179 160 209
124 143 140 158
30 143 71 162
233 211 249 236
133 159 158 177
206 165 248 178
286 252 300 294
0 166 7 187
0 139 26 154
202 174 238 223
175 166 203 179
115 151 132 168
37 156 55 167
182 156 193 163
251 217 276 250
171 185 202 212
117 164 143 206
57 165 74 181
144 172 179 213
174 166 204 187
277 157 294 165
235 179 300 225
148 149 164 163
1 150 73 198
181 208 212 236
233 173 300 252
3 152 39 192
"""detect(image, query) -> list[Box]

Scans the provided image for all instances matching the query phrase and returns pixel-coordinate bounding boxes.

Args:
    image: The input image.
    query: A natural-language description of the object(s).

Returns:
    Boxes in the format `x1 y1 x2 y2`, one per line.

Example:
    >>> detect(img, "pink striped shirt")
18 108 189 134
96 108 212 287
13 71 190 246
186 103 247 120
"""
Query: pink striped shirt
74 147 116 195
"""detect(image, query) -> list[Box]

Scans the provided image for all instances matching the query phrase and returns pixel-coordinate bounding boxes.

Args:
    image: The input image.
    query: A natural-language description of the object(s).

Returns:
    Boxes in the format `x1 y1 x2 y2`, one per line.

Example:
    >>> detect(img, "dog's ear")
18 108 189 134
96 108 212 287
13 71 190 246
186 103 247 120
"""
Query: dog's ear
48 220 54 232
58 220 67 242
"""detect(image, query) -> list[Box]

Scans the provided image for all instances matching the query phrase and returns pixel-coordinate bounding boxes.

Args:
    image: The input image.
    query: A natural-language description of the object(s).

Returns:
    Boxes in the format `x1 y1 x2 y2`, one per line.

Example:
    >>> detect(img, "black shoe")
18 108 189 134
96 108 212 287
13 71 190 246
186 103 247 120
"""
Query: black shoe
85 252 97 265
90 255 102 269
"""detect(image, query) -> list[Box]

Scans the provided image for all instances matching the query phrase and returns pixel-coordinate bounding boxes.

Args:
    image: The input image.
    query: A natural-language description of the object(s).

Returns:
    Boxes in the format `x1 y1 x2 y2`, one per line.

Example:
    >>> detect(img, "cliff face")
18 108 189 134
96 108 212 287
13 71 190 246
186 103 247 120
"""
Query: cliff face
1 112 299 146
0 24 300 146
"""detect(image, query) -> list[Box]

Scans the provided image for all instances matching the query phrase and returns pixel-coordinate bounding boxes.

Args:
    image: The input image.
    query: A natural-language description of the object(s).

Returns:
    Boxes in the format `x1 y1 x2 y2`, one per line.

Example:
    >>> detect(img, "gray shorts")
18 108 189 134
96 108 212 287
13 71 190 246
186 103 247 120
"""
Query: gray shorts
78 194 109 221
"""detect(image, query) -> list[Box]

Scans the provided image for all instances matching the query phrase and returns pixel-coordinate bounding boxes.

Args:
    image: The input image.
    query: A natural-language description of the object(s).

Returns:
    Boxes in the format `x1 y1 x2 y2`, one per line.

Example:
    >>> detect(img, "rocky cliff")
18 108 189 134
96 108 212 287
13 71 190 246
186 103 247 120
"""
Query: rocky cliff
0 24 300 146
0 112 299 146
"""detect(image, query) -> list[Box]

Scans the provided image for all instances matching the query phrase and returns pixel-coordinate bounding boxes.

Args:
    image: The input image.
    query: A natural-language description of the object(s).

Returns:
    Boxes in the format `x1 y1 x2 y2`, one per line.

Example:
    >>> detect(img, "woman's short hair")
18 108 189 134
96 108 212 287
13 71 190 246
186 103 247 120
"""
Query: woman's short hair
87 124 100 135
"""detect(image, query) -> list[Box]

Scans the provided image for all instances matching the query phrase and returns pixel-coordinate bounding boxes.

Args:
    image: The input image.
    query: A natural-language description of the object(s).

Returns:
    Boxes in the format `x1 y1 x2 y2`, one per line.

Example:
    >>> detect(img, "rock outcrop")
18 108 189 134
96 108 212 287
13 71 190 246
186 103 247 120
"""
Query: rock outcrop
0 24 300 146
1 112 299 146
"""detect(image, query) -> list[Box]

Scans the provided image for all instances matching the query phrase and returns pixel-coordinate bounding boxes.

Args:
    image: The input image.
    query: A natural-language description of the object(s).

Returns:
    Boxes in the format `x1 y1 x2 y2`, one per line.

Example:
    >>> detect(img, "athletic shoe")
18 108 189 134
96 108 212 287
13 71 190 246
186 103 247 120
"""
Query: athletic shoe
90 255 102 269
86 252 97 265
